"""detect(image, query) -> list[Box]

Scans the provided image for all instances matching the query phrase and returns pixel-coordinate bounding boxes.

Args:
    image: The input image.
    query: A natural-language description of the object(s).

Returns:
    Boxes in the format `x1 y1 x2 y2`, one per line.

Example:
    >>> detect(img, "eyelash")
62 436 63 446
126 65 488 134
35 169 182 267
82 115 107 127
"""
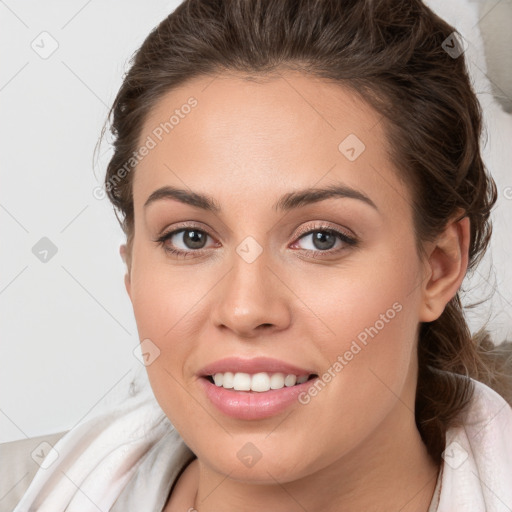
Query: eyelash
154 222 358 260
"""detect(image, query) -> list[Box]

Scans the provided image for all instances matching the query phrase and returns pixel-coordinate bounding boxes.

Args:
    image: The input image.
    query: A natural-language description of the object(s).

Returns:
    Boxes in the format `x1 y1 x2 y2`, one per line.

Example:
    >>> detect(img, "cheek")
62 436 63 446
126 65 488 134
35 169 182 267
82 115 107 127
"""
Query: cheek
301 248 421 422
287 291 420 475
129 241 198 339
302 238 420 356
128 256 212 429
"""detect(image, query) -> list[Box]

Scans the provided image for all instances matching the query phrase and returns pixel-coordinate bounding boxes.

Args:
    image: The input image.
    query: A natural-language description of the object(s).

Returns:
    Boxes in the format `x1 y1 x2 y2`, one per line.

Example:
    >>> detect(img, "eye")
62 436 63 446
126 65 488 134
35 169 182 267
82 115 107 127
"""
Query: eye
290 223 358 257
154 224 218 259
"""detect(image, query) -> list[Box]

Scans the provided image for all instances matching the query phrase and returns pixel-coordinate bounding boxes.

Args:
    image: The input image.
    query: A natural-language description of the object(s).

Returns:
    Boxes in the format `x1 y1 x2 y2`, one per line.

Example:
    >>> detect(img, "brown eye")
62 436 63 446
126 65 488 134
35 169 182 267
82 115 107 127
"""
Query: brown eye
291 223 358 257
155 226 216 258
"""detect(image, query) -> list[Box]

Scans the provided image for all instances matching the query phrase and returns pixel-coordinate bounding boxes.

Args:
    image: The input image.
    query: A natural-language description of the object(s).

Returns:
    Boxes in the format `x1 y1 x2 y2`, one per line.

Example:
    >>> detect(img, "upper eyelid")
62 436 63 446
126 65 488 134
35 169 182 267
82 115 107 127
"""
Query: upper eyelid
294 222 355 240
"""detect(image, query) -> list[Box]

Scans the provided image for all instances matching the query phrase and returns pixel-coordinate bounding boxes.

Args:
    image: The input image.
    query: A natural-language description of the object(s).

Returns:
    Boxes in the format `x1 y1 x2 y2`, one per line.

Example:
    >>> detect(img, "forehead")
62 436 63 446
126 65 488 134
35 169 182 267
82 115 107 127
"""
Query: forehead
132 71 411 220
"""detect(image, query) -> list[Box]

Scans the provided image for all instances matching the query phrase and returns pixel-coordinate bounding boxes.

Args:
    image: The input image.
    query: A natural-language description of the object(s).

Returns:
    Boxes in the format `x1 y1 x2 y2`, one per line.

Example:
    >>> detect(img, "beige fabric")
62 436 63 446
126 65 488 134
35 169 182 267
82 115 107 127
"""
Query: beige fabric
0 431 68 512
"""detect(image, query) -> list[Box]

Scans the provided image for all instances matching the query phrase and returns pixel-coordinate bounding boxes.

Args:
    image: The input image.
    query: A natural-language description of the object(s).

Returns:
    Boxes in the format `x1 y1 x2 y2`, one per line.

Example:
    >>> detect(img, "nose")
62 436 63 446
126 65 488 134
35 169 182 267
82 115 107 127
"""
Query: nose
211 247 292 339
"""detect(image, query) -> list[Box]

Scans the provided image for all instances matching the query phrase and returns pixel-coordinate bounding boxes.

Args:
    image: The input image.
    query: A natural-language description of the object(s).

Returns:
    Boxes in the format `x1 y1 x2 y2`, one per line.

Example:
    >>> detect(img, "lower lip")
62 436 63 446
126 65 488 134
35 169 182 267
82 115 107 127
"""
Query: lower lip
199 376 318 420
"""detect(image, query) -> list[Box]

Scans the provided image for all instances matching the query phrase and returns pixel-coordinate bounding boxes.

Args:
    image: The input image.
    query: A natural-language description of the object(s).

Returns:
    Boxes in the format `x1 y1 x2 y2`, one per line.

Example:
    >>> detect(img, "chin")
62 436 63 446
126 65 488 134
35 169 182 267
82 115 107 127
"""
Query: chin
192 435 319 484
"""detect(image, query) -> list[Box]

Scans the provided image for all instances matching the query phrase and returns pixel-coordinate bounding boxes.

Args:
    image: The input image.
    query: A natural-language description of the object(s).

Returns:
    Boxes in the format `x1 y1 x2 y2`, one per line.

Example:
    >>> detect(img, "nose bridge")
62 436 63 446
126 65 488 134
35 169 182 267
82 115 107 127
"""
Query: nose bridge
212 235 290 335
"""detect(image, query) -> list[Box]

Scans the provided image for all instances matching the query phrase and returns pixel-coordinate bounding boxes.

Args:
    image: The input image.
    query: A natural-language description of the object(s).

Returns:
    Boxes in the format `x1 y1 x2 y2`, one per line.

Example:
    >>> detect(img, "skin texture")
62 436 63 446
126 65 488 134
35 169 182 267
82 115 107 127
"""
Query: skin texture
120 70 470 512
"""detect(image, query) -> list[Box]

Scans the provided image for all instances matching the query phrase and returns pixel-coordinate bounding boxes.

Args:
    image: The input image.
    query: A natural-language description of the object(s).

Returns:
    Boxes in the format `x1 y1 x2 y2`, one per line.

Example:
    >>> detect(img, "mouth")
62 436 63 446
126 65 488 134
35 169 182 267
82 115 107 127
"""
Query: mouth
197 356 320 419
203 372 319 393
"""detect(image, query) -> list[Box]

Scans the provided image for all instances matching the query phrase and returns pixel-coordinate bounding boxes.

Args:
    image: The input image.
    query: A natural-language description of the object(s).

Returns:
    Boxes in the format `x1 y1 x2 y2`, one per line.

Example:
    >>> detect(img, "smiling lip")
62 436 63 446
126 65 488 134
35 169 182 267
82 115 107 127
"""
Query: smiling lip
197 356 316 377
196 356 318 420
199 375 318 420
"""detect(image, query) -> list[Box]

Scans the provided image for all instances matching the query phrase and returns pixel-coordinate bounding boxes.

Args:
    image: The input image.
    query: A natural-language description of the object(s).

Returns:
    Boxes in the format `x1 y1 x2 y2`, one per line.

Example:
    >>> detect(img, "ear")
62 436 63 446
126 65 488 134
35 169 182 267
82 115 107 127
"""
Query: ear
119 244 131 299
418 214 470 323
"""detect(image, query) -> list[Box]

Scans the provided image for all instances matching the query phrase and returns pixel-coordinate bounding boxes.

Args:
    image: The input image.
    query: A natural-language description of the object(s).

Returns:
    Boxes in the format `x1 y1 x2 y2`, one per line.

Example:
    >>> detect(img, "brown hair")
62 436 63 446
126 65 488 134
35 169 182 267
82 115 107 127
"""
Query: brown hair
98 0 510 464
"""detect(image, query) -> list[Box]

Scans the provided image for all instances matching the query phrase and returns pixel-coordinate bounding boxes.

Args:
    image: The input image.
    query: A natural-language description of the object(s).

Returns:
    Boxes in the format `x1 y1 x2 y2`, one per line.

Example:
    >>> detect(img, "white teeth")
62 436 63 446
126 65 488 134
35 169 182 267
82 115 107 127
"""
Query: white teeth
284 374 297 387
251 372 271 392
222 372 234 389
270 372 285 389
233 372 251 391
211 371 312 392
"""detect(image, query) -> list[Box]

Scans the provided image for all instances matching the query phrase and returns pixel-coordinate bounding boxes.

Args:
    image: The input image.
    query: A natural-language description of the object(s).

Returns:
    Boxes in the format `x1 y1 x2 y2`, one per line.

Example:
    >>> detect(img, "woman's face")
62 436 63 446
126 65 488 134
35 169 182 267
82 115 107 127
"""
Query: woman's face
125 71 433 483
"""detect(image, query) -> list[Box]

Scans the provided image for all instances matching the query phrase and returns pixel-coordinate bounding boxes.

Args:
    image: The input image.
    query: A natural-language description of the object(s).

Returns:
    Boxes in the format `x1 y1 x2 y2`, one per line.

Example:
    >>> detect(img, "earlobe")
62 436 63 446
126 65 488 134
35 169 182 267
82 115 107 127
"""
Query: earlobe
120 244 131 299
419 215 470 323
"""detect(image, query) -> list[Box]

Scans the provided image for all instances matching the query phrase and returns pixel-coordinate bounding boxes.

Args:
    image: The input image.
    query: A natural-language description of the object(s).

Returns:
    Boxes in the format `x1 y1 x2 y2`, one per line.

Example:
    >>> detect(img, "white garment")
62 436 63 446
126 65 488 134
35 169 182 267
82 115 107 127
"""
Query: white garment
13 377 512 512
12 395 195 512
428 379 512 512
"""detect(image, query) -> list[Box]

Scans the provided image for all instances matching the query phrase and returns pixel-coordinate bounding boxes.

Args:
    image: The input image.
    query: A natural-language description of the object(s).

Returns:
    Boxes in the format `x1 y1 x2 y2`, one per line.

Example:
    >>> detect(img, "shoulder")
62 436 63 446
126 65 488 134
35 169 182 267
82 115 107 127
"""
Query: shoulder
0 430 68 512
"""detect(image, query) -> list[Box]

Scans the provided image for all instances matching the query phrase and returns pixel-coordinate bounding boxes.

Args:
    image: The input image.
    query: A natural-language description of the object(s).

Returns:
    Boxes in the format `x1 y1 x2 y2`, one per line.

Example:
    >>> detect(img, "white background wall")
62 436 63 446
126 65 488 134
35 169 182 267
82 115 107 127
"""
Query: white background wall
0 0 180 444
1 0 511 444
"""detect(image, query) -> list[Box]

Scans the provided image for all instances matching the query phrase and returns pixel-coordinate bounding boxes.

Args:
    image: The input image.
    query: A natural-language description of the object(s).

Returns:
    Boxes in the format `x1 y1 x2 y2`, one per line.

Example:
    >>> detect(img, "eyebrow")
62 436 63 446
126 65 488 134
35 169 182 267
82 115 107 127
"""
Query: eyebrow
143 184 378 212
